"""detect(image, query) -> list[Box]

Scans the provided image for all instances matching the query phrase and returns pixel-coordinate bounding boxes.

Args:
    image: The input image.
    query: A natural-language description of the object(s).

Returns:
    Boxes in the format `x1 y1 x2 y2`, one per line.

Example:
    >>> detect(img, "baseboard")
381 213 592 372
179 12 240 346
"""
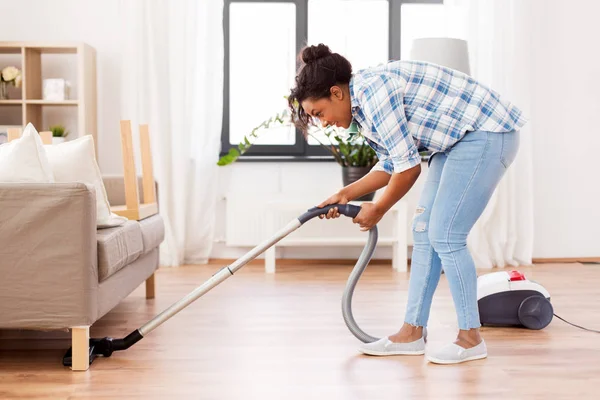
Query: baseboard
207 258 394 266
207 257 599 267
532 257 600 264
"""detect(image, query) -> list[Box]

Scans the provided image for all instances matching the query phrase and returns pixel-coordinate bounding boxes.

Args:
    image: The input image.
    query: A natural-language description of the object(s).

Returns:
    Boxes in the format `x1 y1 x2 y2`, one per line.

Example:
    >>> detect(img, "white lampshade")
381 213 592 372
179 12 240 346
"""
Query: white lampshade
409 37 471 75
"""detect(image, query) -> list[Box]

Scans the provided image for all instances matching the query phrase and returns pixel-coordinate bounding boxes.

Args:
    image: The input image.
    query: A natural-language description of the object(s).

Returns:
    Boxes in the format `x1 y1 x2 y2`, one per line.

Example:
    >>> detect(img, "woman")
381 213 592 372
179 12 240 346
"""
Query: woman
287 44 526 365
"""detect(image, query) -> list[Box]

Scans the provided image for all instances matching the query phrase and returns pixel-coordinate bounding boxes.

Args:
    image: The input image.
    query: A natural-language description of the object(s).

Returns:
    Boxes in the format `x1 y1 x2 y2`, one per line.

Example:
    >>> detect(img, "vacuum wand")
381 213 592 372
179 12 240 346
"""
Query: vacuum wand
63 203 379 367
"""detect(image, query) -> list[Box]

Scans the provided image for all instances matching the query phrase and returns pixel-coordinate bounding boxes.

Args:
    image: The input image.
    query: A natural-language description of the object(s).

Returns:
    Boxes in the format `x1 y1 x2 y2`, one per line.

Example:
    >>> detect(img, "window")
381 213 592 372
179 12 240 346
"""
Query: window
221 0 444 161
228 2 297 147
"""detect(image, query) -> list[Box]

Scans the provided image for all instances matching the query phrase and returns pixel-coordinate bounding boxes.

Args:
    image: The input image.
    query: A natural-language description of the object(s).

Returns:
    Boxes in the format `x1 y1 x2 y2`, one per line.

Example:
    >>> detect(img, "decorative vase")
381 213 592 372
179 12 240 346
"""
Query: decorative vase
52 137 66 145
0 82 8 100
342 166 375 201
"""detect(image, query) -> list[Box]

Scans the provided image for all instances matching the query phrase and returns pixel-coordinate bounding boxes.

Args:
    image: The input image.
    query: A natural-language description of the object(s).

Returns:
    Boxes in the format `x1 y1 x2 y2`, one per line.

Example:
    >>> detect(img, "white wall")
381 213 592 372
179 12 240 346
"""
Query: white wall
2 0 598 260
0 0 124 175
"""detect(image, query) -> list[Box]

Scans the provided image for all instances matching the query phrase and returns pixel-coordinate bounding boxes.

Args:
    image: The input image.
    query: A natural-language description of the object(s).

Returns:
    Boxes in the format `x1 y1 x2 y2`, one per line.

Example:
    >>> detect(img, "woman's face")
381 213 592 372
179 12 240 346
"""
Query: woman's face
301 85 353 129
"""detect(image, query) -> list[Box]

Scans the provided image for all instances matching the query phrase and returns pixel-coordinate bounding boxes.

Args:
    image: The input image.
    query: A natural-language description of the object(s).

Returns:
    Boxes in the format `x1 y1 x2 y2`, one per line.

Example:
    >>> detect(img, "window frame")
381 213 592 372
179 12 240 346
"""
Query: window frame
221 0 444 162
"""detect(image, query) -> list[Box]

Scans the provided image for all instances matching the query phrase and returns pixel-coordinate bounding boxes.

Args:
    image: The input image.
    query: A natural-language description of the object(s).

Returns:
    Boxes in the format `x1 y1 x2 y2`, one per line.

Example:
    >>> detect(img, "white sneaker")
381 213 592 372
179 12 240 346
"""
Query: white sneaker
427 340 487 364
358 328 427 356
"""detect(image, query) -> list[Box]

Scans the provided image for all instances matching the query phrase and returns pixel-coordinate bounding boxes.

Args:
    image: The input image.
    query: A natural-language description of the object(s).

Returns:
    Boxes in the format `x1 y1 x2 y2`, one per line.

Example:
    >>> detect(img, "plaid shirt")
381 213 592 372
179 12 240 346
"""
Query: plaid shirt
350 60 528 174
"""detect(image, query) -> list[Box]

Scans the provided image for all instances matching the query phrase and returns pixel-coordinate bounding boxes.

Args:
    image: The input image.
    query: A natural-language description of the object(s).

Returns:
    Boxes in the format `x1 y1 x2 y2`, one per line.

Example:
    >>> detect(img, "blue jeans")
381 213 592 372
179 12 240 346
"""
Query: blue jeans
404 129 520 330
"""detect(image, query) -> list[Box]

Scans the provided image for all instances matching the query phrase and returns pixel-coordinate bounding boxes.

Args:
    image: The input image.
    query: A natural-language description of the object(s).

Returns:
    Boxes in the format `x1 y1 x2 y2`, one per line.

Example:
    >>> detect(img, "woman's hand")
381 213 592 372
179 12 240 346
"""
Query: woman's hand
317 191 385 230
353 203 385 231
317 191 349 220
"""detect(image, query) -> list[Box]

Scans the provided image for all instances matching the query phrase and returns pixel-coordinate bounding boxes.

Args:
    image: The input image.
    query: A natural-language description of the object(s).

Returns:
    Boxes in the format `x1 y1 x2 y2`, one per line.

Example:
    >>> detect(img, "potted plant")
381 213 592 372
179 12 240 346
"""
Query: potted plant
217 104 379 201
49 124 68 144
1 66 22 100
312 122 378 200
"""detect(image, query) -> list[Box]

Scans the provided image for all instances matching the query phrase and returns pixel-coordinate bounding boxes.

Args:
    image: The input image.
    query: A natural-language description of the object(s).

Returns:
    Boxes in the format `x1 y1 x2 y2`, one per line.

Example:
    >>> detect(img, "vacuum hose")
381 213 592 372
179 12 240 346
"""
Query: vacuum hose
299 204 380 343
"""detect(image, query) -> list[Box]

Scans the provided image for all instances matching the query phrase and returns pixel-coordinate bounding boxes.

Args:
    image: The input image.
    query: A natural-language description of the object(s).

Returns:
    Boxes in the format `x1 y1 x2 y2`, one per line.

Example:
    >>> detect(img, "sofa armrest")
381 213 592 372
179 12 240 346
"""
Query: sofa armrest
102 174 159 208
0 183 98 330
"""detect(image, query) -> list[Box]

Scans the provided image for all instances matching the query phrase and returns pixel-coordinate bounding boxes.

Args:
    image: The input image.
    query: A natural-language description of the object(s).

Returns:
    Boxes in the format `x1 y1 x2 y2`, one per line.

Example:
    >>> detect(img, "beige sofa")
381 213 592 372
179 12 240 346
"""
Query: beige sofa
0 175 164 371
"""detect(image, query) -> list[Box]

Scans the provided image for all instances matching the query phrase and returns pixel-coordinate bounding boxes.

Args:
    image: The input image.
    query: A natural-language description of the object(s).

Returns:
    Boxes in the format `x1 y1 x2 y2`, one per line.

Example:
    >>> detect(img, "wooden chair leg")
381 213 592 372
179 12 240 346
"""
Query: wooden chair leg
71 326 90 371
120 120 140 213
139 124 157 204
146 273 156 299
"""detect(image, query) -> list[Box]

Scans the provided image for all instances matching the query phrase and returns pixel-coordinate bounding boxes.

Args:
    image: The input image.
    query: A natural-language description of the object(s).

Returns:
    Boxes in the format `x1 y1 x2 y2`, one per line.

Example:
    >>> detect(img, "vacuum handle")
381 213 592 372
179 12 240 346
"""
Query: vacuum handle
298 203 361 224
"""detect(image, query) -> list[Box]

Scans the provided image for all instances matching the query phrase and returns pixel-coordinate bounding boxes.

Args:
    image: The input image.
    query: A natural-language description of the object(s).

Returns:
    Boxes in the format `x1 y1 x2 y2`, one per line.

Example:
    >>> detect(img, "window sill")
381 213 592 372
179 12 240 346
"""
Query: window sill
226 155 431 163
233 155 337 162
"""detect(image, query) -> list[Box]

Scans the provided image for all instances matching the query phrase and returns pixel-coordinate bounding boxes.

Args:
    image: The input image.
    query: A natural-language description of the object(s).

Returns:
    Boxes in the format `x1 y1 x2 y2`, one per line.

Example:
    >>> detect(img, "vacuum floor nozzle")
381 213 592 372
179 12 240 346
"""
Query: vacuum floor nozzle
62 330 143 367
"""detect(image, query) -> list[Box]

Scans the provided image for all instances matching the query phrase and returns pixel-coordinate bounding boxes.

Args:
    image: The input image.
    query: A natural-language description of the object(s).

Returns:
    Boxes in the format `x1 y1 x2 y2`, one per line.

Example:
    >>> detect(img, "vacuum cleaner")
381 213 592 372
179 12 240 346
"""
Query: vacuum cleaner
64 203 379 366
477 270 553 329
477 269 600 333
63 203 595 367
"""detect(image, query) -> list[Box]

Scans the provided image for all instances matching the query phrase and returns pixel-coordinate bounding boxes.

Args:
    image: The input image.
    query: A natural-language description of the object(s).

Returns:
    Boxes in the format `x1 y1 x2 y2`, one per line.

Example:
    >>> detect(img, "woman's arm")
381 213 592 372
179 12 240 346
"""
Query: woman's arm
339 170 393 201
375 163 421 214
340 163 421 206
317 163 421 227
348 163 421 231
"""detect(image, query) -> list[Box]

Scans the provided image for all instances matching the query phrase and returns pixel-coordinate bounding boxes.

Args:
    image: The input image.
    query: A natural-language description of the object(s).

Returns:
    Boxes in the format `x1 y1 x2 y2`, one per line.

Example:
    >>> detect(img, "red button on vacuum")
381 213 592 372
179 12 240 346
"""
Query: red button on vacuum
508 270 526 281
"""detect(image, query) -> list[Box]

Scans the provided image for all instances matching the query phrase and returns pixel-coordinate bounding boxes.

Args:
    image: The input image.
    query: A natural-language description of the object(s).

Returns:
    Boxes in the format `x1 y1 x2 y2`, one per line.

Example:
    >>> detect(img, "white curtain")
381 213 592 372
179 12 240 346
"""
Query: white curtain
119 0 224 266
443 0 535 268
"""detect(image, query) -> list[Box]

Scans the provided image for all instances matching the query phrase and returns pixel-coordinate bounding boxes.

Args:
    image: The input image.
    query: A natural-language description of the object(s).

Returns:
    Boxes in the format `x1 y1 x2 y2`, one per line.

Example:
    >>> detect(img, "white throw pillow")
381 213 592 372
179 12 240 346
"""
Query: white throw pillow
0 123 54 183
43 135 127 228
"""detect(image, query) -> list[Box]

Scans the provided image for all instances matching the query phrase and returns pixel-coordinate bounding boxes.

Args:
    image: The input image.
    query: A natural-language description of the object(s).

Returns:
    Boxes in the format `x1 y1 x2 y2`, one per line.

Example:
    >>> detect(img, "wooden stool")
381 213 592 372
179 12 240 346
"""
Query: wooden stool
110 120 158 221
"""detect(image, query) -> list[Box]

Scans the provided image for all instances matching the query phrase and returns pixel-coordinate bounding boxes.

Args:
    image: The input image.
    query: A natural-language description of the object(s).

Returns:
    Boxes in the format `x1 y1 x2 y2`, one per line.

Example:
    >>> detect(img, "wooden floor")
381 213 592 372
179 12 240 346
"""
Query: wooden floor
1 261 599 399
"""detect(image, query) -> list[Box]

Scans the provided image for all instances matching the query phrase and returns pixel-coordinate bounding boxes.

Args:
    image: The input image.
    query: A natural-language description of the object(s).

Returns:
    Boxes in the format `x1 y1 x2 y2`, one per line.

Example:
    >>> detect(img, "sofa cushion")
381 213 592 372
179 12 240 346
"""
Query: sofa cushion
138 214 165 255
97 220 144 282
0 123 55 183
44 135 127 229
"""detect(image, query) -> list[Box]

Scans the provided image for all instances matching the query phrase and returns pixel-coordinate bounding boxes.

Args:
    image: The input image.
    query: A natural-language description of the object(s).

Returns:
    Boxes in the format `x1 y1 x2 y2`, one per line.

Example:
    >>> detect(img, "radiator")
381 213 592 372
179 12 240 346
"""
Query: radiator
224 193 402 247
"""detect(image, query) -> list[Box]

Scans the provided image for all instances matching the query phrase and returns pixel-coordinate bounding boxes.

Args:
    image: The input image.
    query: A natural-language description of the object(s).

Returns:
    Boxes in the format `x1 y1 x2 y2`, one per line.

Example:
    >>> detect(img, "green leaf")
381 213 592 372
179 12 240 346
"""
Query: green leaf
216 148 240 166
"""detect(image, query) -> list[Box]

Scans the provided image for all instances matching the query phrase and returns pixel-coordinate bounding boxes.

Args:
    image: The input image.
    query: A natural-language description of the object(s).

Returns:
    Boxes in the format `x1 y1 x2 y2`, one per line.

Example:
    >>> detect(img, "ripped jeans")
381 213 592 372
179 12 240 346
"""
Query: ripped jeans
404 129 520 330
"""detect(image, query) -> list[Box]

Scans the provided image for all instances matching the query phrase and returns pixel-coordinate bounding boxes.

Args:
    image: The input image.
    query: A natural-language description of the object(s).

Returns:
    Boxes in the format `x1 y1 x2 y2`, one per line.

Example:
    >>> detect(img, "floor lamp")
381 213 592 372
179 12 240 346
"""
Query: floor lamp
409 37 471 75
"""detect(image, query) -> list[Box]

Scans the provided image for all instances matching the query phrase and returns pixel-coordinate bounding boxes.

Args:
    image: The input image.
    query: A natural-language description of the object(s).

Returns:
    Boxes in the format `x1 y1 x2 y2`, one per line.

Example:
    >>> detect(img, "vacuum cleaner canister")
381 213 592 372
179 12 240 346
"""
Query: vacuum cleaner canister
477 270 554 330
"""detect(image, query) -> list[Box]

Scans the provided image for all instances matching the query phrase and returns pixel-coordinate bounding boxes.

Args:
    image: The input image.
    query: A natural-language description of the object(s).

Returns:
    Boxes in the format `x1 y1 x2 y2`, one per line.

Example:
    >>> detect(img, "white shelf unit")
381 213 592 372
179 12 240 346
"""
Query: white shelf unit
0 42 97 150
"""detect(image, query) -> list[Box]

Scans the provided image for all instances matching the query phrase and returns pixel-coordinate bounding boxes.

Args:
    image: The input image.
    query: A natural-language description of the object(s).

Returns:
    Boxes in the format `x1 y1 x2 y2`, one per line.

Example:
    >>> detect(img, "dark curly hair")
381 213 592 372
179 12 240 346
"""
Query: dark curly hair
288 44 353 134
